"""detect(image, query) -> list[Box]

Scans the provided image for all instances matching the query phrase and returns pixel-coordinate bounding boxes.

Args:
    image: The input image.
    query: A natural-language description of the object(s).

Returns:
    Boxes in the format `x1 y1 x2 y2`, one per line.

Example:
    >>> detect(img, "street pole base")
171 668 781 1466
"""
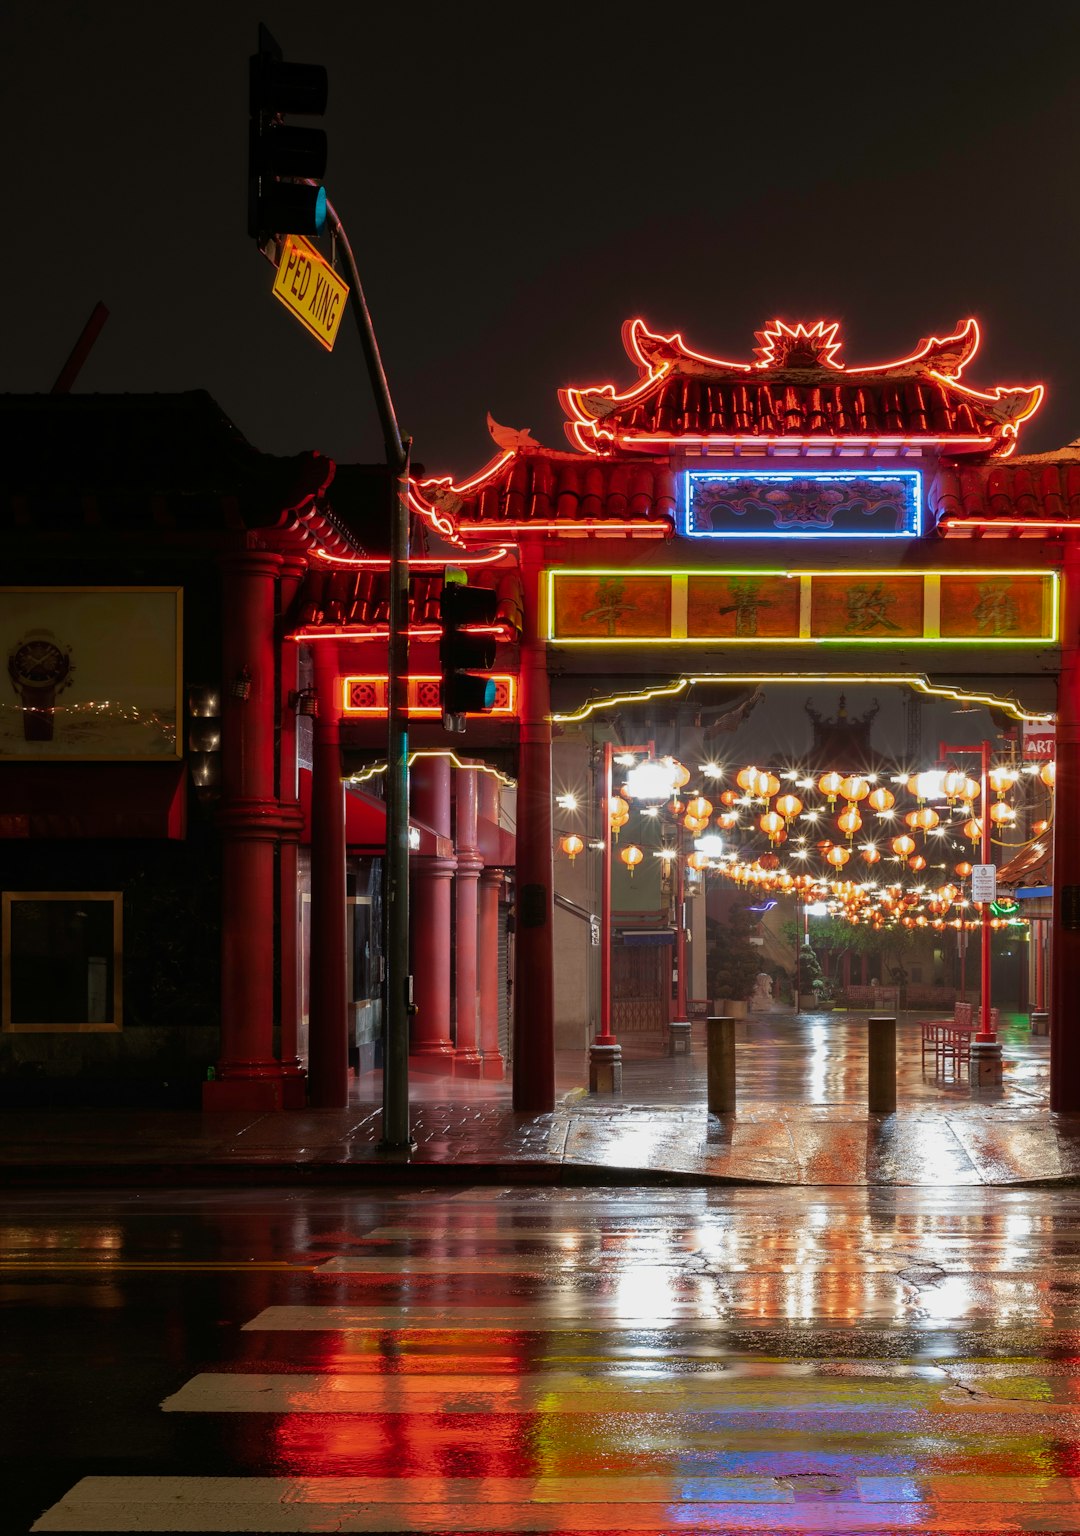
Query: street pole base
969 1039 1003 1089
588 1042 623 1094
1030 1012 1050 1037
377 1136 418 1153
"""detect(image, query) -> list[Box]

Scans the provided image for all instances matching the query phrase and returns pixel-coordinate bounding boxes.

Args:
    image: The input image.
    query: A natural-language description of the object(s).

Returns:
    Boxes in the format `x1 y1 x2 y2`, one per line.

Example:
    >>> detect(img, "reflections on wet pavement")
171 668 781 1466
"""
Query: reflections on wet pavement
18 1184 1080 1532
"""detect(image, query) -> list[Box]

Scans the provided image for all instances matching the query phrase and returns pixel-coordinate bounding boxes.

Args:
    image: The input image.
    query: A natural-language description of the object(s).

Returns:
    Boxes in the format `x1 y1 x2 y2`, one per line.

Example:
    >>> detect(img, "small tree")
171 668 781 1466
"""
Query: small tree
707 909 762 1003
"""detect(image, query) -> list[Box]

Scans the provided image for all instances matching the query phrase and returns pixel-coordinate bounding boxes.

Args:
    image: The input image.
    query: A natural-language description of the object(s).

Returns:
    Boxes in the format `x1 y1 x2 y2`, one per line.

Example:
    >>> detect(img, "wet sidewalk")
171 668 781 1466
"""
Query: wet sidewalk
4 1012 1080 1188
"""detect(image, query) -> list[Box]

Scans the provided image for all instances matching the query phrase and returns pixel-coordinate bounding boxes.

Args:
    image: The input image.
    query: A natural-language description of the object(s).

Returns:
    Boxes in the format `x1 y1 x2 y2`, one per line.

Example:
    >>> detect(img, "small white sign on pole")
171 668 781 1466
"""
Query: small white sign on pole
970 864 997 903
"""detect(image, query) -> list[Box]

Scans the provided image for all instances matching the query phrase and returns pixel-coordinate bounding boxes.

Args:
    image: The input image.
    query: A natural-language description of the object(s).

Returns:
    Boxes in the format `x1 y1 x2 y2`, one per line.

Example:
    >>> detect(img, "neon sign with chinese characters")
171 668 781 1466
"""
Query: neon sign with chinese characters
683 470 922 540
546 569 1058 646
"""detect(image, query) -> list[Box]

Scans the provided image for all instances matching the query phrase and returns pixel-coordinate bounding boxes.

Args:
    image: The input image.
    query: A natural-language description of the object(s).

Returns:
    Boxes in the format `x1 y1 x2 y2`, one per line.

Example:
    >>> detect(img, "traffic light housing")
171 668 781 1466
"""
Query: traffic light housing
439 579 499 730
248 24 328 246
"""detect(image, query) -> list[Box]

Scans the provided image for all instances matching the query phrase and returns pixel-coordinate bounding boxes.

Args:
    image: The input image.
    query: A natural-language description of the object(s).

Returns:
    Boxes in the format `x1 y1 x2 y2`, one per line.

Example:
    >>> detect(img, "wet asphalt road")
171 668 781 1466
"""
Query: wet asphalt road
9 1184 1080 1533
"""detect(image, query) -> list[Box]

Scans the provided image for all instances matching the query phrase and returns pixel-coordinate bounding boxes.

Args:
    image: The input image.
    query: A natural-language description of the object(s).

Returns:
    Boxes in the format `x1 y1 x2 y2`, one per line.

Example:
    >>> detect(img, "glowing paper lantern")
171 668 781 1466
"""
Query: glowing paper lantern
840 775 870 803
912 806 940 831
687 852 710 872
668 759 691 789
818 771 843 805
759 772 781 799
867 787 895 815
826 845 851 868
891 834 916 857
962 817 983 844
684 814 707 833
716 811 739 830
720 789 740 806
775 793 803 822
736 766 760 792
907 770 945 801
559 833 584 862
1041 761 1056 789
837 805 863 838
759 810 786 843
989 800 1016 825
989 766 1017 795
620 844 644 876
860 845 881 864
908 853 927 871
686 795 713 821
962 777 980 804
955 861 972 877
941 769 966 801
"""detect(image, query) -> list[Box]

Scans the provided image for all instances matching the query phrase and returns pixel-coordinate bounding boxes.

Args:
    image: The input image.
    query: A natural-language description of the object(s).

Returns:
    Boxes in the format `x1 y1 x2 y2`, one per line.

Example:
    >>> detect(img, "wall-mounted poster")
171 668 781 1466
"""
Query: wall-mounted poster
0 588 182 759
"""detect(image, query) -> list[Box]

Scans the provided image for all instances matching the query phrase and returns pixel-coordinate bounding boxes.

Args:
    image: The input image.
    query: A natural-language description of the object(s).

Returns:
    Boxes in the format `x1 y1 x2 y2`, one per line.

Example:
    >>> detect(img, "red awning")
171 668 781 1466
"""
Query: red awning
297 767 450 855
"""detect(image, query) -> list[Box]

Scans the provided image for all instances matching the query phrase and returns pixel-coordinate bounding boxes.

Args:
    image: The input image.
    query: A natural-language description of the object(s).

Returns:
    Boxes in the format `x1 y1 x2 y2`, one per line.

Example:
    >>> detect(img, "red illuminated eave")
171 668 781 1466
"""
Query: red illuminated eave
560 317 1044 459
930 455 1080 536
409 452 678 540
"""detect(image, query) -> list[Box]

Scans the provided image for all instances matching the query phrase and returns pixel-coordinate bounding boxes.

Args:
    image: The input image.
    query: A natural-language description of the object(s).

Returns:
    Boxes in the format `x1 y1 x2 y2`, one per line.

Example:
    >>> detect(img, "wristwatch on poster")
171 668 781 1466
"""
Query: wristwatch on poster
7 630 73 742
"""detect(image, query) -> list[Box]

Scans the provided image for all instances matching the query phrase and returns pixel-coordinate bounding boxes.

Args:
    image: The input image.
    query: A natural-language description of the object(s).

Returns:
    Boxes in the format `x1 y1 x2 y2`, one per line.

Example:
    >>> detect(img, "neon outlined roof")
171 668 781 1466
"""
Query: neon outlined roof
559 318 1043 457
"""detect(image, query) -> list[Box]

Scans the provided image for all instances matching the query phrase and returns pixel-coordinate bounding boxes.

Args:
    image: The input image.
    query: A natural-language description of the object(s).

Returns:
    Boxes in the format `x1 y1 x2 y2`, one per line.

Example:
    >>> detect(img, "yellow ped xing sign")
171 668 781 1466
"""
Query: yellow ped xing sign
272 235 348 352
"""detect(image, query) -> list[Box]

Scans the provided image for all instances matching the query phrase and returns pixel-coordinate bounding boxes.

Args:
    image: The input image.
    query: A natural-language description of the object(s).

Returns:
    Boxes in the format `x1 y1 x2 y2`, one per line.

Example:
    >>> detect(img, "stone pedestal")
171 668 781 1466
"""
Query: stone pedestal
667 1020 693 1056
969 1039 1004 1088
588 1042 623 1094
1031 1011 1050 1037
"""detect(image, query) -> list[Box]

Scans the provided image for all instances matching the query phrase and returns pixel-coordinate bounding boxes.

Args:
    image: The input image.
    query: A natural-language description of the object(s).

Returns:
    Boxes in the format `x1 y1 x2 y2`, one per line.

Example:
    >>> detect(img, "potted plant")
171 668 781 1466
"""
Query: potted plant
707 910 760 1019
798 943 826 1010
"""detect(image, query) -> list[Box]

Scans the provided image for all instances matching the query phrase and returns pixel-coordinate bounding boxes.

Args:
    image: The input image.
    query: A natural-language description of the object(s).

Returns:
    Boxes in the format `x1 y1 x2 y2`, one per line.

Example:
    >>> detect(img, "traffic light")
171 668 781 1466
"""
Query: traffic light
439 577 499 730
248 24 328 246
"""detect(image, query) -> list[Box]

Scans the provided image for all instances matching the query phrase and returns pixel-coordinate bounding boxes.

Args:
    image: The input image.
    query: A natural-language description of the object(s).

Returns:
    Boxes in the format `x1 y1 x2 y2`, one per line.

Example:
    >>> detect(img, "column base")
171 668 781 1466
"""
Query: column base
203 1077 285 1112
409 1043 455 1076
280 1076 308 1109
588 1042 623 1094
481 1053 506 1080
453 1050 484 1078
1031 1011 1050 1036
969 1039 1004 1089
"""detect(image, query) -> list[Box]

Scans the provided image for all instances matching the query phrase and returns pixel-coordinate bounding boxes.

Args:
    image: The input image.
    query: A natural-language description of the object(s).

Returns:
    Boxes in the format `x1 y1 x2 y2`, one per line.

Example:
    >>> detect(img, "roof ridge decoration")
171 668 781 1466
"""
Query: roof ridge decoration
559 317 1044 457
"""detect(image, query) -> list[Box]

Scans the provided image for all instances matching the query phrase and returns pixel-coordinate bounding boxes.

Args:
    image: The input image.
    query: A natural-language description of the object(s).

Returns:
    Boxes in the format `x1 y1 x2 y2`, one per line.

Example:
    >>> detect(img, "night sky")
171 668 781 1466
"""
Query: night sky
5 4 1080 481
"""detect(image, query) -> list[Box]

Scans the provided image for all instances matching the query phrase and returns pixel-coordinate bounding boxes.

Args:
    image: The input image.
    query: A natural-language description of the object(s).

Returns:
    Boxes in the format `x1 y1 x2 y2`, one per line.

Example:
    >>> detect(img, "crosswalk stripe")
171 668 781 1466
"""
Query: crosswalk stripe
163 1369 988 1415
31 1475 1080 1534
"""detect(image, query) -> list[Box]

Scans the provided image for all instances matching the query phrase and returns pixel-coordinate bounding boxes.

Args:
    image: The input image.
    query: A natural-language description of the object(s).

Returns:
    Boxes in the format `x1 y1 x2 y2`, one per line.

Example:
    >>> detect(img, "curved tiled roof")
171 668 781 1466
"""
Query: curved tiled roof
411 450 678 538
560 318 1043 456
931 458 1080 533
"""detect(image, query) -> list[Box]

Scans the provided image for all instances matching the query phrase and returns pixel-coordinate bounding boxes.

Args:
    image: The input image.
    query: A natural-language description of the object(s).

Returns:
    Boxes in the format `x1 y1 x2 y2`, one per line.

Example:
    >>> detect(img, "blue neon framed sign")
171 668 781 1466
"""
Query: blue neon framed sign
683 470 922 539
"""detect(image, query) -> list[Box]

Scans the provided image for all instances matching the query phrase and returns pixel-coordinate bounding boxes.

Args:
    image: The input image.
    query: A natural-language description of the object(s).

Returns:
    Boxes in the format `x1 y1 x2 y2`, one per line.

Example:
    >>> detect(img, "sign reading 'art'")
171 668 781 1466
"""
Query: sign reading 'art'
547 570 1057 645
684 471 922 539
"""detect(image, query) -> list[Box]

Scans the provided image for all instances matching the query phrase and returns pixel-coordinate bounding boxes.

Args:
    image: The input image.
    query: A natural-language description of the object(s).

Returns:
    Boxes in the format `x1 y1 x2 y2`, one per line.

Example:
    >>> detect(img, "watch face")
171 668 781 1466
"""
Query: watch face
9 637 71 689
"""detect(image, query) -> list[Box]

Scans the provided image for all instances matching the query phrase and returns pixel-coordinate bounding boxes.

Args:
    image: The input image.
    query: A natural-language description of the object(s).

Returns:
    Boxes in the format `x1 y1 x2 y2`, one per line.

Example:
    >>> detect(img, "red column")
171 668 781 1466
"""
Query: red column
477 773 505 1079
513 541 555 1111
1052 539 1080 1108
277 555 307 1109
308 641 349 1108
410 754 454 1068
205 547 284 1111
453 763 483 1076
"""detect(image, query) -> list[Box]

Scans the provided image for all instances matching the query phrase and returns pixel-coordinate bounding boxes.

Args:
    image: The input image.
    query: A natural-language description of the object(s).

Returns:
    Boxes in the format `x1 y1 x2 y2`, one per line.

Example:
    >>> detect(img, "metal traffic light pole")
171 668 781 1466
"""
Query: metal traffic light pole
324 200 415 1150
